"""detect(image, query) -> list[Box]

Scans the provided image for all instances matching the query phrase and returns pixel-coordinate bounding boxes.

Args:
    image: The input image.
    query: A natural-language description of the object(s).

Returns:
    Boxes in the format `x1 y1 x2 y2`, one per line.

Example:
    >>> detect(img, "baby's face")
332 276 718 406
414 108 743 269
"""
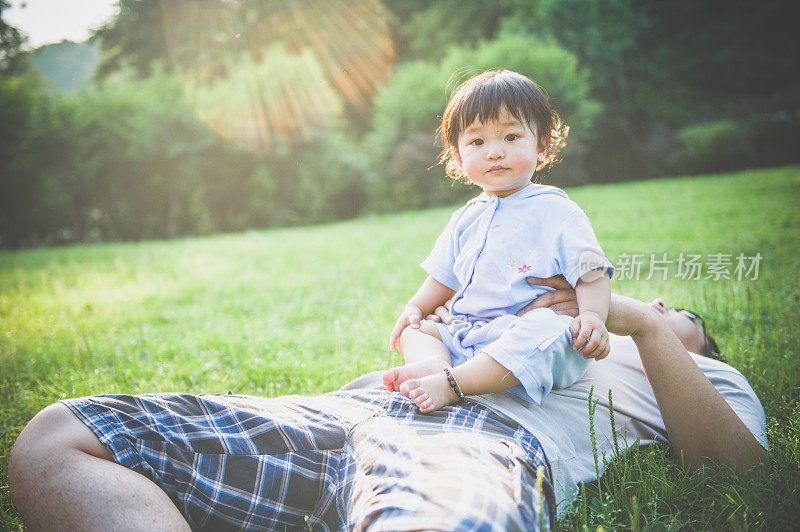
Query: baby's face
452 109 544 198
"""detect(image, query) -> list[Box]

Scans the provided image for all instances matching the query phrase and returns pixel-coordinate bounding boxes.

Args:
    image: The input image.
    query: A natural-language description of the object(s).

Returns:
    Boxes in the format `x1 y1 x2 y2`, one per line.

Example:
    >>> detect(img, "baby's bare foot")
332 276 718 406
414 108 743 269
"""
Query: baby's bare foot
400 372 459 413
381 359 450 392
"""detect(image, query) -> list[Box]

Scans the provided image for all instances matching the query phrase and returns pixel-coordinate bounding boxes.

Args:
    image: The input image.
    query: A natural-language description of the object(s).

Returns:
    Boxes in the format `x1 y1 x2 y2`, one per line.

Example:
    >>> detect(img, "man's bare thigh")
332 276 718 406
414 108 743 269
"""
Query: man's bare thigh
16 402 112 460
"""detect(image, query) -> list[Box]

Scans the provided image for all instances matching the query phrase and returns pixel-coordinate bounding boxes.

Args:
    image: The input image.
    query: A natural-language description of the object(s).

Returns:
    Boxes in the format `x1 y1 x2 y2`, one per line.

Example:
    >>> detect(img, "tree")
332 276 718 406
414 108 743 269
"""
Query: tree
633 0 800 114
397 0 514 62
501 0 800 179
0 0 27 75
92 0 395 142
502 0 662 178
91 0 167 78
0 73 53 247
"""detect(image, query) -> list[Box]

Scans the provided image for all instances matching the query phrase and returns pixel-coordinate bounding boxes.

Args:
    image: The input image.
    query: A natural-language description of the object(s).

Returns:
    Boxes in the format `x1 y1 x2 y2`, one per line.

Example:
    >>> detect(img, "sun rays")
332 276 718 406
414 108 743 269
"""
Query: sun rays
160 0 394 150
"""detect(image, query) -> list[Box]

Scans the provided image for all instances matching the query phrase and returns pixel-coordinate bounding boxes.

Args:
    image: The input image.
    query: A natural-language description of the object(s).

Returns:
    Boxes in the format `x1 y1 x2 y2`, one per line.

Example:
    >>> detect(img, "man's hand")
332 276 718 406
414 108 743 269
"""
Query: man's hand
518 275 579 317
426 276 579 325
521 275 650 342
570 311 610 360
389 305 424 351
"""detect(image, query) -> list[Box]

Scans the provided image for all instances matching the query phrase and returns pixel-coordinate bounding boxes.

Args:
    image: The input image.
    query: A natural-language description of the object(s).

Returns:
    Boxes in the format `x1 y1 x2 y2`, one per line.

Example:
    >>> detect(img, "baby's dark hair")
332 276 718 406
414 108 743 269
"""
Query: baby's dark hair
437 69 569 183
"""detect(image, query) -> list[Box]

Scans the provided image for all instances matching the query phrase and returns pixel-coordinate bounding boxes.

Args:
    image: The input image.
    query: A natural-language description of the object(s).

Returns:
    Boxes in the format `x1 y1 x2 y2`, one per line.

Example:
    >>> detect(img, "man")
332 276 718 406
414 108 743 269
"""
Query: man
9 278 767 530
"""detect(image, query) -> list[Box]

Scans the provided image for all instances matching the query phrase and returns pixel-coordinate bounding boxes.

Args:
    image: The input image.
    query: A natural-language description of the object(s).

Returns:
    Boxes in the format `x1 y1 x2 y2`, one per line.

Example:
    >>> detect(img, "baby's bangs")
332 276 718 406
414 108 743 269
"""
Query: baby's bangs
454 76 535 135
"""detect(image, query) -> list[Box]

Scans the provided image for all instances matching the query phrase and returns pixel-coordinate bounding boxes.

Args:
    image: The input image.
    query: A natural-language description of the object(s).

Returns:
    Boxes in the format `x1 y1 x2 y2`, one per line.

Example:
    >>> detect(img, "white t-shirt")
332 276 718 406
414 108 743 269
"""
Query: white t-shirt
473 334 768 516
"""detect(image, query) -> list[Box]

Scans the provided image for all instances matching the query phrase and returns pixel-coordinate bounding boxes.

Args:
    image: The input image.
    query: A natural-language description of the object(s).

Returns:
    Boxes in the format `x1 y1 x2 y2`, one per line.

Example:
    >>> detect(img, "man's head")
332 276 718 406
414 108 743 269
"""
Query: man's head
650 298 722 359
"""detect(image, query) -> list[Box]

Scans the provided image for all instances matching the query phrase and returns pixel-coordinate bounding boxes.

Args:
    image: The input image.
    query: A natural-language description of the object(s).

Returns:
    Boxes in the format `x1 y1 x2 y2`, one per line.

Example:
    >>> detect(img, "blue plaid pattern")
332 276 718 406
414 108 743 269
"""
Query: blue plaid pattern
61 389 552 531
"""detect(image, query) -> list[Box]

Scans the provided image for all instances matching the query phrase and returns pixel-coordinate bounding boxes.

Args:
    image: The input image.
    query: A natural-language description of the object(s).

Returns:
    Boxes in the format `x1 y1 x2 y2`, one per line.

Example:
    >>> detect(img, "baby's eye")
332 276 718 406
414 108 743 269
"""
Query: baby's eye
505 133 519 142
469 138 484 146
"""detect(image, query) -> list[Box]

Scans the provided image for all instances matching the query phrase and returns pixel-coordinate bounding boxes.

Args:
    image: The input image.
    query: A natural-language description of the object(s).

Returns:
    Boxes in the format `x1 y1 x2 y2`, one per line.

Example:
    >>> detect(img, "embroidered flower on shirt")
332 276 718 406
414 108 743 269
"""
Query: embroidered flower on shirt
518 264 531 273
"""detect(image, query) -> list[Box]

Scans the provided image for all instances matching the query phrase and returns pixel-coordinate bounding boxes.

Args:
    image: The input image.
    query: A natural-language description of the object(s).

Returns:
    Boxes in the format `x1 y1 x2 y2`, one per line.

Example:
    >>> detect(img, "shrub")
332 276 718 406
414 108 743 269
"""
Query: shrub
746 111 800 168
0 71 270 246
292 128 371 223
0 72 51 247
675 112 800 174
676 120 743 174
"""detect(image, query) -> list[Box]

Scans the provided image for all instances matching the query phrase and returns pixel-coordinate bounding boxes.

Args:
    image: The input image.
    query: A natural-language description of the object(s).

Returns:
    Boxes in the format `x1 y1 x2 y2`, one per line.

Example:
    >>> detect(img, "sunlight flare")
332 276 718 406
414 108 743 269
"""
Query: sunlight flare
159 0 394 150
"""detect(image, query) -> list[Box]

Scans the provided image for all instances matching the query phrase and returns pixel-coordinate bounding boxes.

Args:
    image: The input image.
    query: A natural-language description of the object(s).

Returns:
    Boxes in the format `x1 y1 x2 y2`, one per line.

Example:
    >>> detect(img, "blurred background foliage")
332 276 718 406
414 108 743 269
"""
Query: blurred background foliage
1 0 798 248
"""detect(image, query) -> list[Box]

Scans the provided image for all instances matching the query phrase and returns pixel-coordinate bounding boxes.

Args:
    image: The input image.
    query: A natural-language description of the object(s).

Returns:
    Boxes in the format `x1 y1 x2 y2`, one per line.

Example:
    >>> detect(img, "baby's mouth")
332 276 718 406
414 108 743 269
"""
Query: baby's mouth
488 166 507 173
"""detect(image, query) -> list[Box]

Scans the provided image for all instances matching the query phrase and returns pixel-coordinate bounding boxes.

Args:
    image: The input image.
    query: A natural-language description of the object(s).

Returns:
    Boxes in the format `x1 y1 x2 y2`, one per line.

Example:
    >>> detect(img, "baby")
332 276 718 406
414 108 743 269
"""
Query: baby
382 69 614 412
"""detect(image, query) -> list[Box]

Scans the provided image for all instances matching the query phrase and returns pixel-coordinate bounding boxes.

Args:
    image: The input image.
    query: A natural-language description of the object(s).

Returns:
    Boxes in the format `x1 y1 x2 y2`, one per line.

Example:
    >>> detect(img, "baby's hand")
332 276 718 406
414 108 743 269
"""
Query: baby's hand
389 305 423 351
570 311 610 360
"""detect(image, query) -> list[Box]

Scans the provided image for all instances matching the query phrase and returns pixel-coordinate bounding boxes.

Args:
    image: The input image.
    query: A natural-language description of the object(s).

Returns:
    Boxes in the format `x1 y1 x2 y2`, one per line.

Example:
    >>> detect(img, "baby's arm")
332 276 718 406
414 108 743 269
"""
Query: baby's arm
571 273 611 359
384 277 455 398
389 276 455 351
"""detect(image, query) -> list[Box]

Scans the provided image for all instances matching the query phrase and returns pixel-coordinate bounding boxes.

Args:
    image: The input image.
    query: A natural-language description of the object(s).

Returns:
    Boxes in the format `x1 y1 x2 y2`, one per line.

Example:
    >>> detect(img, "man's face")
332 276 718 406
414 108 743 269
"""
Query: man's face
650 298 707 355
451 109 544 198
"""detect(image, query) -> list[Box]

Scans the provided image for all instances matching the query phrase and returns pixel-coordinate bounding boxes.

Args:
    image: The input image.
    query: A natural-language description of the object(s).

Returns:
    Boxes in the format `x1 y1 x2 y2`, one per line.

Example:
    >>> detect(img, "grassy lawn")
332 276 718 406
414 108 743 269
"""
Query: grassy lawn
2 166 799 529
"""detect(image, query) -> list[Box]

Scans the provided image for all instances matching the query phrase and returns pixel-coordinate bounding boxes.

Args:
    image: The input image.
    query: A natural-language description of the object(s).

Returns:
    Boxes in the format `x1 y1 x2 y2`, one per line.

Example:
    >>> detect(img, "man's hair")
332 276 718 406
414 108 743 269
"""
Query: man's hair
437 69 569 183
703 332 723 360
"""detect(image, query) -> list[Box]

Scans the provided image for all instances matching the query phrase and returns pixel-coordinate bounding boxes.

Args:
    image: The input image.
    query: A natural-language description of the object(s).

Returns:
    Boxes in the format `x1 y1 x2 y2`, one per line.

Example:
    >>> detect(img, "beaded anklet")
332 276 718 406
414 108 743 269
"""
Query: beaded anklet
443 367 465 403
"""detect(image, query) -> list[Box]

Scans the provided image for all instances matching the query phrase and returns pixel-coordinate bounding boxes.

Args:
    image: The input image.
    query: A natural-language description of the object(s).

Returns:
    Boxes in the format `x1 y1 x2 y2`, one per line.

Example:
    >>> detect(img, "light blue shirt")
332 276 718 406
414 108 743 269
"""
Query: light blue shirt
421 183 614 403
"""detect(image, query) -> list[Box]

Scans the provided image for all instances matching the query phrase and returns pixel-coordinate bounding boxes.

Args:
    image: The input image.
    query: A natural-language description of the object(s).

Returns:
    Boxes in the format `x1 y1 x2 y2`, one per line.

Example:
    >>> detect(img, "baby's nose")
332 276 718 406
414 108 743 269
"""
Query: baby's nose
486 144 503 159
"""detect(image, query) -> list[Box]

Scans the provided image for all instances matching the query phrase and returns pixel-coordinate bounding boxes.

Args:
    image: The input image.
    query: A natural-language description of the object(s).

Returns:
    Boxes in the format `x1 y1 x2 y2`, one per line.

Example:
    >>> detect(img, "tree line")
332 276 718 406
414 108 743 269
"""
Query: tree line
1 0 798 248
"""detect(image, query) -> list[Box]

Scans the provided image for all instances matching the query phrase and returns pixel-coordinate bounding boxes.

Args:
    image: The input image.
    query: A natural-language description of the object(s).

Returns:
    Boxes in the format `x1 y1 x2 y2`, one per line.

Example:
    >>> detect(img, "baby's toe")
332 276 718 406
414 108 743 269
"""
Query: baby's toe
400 379 418 396
413 391 429 407
381 368 398 391
419 397 435 412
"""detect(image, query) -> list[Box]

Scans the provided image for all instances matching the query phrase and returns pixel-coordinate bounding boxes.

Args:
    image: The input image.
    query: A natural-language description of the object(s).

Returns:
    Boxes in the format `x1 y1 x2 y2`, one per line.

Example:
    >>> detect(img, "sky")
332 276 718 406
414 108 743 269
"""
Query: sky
5 0 119 49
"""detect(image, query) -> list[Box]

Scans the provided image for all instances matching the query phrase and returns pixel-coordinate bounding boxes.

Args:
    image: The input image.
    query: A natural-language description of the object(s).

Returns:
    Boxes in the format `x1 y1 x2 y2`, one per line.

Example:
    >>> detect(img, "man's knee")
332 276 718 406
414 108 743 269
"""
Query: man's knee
9 402 110 493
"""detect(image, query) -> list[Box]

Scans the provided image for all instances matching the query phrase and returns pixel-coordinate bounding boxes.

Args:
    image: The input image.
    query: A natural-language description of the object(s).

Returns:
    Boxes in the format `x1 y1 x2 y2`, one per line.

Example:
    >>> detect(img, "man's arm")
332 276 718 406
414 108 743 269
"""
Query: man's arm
611 296 766 471
522 276 766 471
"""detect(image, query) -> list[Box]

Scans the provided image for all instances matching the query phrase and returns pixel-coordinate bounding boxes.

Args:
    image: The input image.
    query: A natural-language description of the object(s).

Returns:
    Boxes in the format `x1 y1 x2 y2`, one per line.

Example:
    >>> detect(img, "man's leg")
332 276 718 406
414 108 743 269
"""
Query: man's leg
9 402 189 531
382 320 452 391
344 398 552 531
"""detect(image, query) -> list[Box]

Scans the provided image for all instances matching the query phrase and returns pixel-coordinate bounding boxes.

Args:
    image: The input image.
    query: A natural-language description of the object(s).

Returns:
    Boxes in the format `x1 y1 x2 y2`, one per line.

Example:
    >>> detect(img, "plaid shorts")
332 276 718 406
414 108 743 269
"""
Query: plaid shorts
61 389 552 531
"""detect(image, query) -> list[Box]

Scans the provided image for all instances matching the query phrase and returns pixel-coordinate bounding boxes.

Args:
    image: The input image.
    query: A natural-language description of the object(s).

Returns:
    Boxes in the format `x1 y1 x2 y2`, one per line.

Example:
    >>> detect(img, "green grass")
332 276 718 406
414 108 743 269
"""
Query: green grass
2 166 799 529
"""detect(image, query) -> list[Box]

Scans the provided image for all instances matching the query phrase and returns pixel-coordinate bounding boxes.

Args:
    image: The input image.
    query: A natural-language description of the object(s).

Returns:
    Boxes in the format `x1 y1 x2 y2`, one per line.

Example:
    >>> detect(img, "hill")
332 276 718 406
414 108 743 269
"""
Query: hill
29 40 100 92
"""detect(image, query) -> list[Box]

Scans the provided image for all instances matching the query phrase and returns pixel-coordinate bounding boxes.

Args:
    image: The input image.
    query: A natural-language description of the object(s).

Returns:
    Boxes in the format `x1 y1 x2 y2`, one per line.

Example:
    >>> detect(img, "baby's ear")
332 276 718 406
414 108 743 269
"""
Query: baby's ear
450 147 463 167
537 142 547 161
